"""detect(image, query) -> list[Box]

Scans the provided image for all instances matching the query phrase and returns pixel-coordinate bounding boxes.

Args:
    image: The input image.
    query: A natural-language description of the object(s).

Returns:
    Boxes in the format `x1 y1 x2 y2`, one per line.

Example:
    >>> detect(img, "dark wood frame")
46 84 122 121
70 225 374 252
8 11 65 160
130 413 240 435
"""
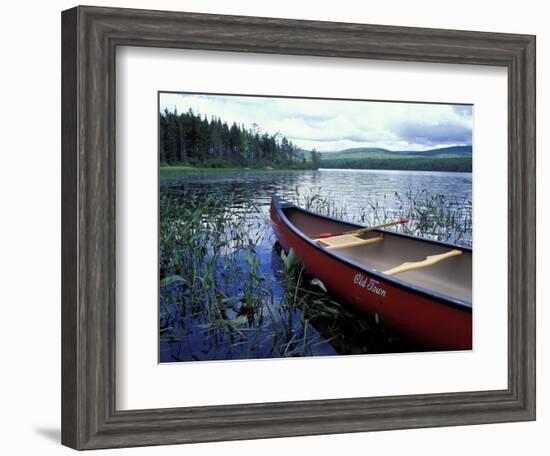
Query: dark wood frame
61 5 536 450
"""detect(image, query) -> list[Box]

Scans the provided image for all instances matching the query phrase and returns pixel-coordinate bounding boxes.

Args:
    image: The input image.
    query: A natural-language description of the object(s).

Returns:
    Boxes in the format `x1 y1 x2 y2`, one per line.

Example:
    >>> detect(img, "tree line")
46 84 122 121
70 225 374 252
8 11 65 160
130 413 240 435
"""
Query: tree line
320 157 472 172
160 108 319 169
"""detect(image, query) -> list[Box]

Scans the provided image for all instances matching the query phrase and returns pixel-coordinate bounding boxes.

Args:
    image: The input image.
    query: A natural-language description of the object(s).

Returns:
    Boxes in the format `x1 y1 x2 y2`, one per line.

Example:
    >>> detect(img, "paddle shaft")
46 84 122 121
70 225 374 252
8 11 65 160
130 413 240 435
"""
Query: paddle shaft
343 219 410 236
317 218 410 239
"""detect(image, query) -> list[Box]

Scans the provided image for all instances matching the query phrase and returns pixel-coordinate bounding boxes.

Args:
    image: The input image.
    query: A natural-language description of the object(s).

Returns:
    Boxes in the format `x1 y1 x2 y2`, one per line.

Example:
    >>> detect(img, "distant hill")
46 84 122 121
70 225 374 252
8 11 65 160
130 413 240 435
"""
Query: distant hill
318 145 472 172
393 145 472 157
321 147 396 160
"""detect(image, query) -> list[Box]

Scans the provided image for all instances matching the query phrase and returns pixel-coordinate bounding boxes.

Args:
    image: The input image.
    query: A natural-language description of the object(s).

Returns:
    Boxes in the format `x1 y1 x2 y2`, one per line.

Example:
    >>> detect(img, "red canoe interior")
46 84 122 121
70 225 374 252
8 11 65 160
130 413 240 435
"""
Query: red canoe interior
282 207 472 303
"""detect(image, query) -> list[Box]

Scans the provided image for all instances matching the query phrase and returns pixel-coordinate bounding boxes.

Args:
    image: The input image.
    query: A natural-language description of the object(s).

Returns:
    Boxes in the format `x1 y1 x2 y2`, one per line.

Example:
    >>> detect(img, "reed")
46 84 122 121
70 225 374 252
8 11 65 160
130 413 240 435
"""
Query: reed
295 187 472 247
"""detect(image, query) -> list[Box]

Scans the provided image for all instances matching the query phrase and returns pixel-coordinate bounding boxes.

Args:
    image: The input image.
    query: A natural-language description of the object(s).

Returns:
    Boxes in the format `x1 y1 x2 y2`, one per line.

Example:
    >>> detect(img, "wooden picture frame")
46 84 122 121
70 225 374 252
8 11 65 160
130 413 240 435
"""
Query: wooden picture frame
61 5 536 450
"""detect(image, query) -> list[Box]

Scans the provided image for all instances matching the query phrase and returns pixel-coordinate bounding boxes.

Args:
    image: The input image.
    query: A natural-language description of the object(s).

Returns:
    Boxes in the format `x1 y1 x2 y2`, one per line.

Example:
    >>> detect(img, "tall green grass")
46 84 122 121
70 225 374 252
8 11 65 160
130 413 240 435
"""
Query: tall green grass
159 190 410 362
294 187 472 246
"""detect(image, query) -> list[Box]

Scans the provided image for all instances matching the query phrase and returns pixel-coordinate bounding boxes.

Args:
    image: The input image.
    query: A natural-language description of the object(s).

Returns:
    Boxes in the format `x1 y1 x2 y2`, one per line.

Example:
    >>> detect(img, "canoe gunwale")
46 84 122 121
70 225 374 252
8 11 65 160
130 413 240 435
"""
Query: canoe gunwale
272 195 472 313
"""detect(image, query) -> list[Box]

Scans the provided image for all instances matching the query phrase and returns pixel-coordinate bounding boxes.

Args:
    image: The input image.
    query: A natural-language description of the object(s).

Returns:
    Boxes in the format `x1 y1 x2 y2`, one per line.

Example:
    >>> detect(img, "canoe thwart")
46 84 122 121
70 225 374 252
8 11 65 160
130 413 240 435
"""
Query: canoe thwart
316 234 384 250
383 249 462 276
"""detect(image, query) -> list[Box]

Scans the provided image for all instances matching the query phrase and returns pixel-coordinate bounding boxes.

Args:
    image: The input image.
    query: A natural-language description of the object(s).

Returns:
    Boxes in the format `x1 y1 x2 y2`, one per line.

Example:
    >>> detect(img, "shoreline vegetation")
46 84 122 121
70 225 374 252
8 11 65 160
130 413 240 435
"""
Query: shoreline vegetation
160 164 314 179
159 108 472 174
160 162 472 179
319 156 471 172
159 162 472 179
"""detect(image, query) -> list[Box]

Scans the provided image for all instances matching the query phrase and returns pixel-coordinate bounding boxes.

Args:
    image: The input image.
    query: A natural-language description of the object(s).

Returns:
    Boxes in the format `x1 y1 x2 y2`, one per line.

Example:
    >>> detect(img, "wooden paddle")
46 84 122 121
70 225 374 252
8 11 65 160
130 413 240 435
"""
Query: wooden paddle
384 249 462 275
316 218 410 240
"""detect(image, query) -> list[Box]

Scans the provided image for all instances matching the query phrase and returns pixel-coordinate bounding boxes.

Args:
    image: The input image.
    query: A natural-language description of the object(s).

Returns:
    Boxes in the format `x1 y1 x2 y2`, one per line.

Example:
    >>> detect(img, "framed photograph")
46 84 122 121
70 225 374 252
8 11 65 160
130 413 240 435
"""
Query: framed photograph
61 5 536 450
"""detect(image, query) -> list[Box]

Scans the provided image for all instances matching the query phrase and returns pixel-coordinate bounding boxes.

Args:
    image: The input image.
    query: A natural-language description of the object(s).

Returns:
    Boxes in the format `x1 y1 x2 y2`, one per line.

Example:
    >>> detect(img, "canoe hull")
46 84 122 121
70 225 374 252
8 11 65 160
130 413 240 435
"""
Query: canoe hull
270 198 472 351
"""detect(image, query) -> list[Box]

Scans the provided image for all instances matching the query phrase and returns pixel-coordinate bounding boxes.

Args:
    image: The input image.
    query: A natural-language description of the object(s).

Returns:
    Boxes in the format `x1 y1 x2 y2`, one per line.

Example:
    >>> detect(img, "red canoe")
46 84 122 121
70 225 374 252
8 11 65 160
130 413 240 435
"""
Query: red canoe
270 195 472 351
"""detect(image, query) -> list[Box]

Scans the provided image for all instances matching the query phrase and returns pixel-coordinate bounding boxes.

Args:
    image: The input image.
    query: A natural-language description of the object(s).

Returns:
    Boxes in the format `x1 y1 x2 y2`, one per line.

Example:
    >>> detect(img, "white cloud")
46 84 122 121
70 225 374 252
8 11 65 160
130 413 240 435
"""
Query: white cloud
159 92 472 152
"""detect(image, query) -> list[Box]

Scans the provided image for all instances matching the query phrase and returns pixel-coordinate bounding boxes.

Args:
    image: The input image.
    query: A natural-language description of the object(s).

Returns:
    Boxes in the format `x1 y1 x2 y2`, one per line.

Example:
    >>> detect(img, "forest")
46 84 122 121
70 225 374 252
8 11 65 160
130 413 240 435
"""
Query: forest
159 108 321 169
319 157 472 172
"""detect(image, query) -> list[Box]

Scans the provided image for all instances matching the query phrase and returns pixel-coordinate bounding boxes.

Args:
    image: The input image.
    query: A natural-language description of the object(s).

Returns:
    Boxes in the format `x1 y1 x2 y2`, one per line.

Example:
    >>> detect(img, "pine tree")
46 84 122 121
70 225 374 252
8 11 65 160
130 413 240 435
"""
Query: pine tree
310 148 321 169
159 108 307 169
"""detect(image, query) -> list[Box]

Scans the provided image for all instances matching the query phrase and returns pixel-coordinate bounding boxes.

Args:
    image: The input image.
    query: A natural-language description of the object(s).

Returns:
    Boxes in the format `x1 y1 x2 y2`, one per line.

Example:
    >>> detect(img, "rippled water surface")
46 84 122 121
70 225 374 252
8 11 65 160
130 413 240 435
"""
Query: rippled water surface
159 169 472 362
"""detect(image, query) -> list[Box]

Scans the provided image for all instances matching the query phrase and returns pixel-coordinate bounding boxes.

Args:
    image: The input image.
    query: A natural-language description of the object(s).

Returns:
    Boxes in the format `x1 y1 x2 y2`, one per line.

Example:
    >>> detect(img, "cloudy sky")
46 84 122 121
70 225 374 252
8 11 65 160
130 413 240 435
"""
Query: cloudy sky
159 92 472 152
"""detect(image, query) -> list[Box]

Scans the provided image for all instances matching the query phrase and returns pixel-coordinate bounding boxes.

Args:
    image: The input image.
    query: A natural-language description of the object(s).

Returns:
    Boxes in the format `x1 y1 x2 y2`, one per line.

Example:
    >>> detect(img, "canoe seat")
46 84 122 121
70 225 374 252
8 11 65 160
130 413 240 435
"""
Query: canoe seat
317 234 384 250
383 249 462 275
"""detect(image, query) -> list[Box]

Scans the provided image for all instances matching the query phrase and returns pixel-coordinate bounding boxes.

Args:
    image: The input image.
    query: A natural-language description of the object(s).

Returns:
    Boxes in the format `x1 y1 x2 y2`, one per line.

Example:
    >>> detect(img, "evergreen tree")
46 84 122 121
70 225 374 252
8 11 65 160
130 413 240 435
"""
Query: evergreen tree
310 148 321 169
159 108 306 169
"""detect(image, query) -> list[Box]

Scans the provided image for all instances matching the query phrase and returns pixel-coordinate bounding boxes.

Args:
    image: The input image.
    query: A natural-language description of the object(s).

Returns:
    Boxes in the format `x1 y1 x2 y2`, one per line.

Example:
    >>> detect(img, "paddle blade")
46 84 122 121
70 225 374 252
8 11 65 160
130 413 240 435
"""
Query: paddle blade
399 218 411 224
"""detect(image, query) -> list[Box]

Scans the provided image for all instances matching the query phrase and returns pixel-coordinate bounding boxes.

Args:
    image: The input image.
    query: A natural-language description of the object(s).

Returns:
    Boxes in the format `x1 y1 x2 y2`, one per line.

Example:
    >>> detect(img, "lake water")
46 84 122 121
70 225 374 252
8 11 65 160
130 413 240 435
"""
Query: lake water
159 169 472 362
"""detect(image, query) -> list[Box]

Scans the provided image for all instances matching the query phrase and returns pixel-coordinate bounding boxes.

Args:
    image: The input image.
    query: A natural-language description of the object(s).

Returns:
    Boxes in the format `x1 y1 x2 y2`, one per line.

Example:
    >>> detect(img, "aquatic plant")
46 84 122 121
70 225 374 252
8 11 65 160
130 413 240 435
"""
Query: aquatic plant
159 188 413 362
294 186 472 247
